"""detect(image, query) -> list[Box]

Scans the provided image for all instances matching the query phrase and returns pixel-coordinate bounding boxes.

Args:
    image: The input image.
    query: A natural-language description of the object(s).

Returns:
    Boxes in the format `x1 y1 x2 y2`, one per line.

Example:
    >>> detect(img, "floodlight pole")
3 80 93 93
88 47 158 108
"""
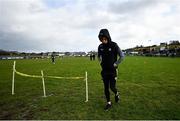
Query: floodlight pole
41 70 46 97
85 71 88 102
12 61 16 95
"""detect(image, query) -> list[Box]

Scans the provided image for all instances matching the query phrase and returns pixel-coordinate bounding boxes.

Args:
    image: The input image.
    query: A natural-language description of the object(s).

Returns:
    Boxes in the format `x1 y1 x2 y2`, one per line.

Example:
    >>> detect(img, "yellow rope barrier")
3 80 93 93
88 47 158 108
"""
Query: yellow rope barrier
14 69 84 80
46 75 84 80
12 61 88 101
15 69 42 78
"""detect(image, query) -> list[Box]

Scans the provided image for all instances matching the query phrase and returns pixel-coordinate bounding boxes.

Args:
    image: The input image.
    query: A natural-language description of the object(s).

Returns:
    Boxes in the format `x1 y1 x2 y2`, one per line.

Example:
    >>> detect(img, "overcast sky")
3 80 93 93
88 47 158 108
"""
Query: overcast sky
0 0 180 52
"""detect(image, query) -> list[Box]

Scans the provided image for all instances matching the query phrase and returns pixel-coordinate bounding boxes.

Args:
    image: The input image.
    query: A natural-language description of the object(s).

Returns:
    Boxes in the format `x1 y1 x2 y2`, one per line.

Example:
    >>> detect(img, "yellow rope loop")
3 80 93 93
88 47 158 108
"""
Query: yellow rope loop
15 69 42 78
14 69 85 80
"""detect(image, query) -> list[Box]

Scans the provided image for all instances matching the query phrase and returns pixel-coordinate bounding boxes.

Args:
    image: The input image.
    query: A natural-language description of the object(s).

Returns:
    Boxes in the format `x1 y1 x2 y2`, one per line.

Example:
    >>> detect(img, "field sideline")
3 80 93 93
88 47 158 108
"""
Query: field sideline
0 56 180 120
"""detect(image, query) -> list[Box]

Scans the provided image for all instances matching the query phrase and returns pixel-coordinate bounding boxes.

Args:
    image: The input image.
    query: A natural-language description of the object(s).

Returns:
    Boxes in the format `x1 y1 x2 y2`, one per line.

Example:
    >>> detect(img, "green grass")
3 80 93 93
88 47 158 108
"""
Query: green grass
0 56 180 120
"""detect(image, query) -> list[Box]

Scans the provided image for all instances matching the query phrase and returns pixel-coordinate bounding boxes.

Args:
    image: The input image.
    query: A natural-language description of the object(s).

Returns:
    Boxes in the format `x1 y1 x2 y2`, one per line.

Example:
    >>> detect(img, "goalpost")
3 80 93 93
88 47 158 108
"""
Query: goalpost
11 61 88 102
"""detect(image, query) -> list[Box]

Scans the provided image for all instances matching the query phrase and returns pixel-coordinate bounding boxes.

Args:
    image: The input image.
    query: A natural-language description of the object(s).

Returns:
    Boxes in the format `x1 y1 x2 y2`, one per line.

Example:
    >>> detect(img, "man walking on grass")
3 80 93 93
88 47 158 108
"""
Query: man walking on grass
51 53 55 64
98 29 124 110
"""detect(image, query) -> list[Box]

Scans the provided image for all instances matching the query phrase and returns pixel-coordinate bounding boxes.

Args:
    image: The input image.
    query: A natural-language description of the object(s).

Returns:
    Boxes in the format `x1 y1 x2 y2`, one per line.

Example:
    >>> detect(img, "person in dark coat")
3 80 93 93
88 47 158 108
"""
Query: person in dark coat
90 54 93 61
92 54 95 60
51 54 55 64
98 29 124 110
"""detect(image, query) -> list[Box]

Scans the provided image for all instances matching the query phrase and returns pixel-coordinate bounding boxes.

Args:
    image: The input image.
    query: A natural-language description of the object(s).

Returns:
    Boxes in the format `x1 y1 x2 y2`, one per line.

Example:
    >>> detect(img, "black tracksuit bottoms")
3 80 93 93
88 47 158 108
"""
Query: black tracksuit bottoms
101 70 118 102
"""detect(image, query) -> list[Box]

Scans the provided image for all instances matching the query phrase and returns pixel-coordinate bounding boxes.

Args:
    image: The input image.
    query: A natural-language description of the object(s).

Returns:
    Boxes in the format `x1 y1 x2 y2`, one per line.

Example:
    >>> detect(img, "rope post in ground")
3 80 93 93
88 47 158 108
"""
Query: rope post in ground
12 61 16 95
41 70 46 97
85 71 88 102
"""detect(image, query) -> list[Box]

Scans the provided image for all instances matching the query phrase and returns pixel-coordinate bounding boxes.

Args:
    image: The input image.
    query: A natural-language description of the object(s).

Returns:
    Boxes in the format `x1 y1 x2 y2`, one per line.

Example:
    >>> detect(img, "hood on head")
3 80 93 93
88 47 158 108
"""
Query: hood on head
98 29 112 43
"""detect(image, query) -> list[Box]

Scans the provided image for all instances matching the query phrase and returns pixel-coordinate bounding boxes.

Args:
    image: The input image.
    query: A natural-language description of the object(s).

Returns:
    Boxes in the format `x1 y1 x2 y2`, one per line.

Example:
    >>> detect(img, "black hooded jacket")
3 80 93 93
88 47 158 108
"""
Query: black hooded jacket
98 29 124 72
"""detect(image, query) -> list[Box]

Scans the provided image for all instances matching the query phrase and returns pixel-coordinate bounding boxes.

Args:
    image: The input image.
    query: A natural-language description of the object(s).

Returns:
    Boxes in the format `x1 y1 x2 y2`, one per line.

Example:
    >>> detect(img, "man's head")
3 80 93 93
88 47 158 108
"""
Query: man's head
98 29 111 44
100 36 108 44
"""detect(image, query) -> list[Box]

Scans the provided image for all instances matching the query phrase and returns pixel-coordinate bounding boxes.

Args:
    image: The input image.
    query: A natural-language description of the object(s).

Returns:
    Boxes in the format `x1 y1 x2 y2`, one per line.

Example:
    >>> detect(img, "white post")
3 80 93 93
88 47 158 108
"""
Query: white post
41 70 46 97
12 61 16 95
85 71 88 102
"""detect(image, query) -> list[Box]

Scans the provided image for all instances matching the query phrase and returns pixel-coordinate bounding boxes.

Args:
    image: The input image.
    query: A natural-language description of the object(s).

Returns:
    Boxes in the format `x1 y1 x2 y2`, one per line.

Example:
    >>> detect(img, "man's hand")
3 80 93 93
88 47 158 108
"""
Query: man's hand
113 63 118 68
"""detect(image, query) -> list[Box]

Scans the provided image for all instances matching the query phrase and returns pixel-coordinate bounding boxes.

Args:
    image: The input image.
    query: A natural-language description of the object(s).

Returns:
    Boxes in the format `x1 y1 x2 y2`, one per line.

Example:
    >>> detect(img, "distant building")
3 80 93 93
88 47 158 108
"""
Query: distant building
124 40 180 57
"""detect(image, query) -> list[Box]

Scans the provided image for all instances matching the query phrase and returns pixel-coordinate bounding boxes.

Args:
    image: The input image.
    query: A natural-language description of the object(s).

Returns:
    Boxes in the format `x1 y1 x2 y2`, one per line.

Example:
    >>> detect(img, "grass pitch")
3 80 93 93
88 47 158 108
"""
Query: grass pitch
0 56 180 119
